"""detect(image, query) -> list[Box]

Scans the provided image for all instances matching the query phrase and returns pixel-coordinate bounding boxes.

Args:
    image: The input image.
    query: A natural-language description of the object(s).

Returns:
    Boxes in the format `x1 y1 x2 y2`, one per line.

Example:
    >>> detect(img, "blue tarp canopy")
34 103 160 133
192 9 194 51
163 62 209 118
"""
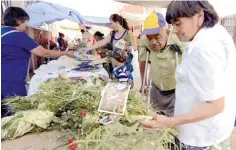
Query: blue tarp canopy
84 16 109 24
26 2 84 27
83 16 110 27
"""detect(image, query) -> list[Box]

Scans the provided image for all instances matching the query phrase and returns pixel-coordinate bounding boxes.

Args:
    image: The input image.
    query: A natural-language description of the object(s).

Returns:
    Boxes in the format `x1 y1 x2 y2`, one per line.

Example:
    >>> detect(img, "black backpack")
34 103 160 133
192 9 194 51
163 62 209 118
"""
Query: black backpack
110 30 115 44
170 44 182 54
106 31 115 50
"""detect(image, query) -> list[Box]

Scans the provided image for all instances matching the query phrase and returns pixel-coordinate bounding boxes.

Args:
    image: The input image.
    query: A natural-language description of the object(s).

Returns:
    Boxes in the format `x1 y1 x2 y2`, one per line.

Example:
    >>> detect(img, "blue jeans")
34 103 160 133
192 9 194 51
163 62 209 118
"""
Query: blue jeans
125 52 134 74
126 52 133 64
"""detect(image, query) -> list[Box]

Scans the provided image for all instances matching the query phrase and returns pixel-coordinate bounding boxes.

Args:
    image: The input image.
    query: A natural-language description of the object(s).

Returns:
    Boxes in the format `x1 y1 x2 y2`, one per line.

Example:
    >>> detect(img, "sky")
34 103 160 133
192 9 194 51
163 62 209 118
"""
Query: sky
49 0 124 17
49 0 236 18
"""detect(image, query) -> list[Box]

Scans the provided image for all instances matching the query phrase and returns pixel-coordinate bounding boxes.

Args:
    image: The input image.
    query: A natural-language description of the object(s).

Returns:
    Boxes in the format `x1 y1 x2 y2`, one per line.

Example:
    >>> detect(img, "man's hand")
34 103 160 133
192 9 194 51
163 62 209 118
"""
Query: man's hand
139 85 149 95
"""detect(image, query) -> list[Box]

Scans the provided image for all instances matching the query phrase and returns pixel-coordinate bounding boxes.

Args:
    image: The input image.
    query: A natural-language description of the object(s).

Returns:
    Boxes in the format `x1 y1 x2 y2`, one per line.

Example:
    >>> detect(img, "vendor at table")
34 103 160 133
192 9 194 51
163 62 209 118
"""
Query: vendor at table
93 31 113 56
78 14 137 77
1 7 75 117
139 12 188 116
139 1 236 150
57 32 68 51
93 31 113 77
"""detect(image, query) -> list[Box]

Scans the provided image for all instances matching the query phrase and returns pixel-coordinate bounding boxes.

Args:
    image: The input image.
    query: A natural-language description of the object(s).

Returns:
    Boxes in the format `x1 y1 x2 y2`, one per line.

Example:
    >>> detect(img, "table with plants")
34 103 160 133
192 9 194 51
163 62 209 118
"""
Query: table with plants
2 50 178 150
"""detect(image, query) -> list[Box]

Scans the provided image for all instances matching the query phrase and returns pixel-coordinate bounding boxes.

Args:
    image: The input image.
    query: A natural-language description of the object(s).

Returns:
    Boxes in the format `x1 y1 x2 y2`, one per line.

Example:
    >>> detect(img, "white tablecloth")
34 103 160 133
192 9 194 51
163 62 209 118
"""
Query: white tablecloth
28 56 108 95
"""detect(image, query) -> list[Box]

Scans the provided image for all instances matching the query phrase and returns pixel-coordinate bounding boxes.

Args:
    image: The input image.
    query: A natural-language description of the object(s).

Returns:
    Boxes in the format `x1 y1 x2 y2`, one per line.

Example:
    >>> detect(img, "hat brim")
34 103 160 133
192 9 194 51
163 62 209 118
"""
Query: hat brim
141 27 162 36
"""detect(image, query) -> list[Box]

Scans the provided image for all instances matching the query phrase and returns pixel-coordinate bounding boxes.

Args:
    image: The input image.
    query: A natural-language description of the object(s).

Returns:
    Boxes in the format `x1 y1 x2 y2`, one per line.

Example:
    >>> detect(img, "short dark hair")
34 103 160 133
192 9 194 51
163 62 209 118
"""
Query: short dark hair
59 32 64 37
94 31 104 38
111 47 126 63
81 29 85 34
110 14 129 30
3 7 30 27
166 1 219 28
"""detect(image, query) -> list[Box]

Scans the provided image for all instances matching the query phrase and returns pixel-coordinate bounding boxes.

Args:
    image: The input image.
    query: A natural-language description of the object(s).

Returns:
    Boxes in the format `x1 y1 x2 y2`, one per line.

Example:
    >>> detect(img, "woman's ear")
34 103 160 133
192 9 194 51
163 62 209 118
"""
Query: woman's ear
116 21 120 26
197 10 204 27
166 29 170 35
16 20 22 25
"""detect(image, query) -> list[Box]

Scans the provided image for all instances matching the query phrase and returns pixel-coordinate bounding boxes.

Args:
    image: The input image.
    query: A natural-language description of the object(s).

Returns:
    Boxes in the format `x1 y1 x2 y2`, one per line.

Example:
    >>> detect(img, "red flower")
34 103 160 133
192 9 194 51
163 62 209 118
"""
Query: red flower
68 139 77 150
120 103 124 108
68 139 73 143
77 77 85 81
80 110 87 117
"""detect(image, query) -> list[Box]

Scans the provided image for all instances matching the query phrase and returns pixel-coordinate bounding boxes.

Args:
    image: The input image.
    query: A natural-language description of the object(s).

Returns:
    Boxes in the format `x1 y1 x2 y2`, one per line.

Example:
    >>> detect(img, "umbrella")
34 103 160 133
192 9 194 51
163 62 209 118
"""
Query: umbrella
26 2 84 27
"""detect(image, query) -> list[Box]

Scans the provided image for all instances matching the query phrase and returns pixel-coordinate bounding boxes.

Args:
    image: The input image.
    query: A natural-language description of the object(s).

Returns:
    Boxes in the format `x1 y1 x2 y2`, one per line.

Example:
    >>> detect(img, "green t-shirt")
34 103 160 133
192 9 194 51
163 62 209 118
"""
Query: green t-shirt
138 32 188 90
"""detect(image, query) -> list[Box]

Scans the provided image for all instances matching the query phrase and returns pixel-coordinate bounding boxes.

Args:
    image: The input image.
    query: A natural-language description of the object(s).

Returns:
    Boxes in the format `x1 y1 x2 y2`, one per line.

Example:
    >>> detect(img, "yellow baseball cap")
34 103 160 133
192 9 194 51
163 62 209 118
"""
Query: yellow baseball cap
142 12 166 35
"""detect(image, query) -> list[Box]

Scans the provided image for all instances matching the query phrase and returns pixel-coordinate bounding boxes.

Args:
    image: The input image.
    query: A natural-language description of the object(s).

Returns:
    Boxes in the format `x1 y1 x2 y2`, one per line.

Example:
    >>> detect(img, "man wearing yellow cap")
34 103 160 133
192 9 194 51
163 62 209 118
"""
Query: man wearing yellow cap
139 12 188 116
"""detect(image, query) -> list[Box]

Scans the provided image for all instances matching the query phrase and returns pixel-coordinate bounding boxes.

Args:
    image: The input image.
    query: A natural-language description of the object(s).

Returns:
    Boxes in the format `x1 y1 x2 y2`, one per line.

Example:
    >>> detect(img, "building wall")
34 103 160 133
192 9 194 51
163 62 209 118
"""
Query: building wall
11 1 25 8
1 0 38 15
221 14 236 45
1 0 11 15
234 26 236 44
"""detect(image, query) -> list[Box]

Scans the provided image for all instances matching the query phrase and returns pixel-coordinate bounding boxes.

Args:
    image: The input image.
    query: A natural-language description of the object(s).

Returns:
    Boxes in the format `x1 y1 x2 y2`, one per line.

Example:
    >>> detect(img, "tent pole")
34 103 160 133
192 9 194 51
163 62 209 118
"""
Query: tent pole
47 24 50 63
48 24 50 50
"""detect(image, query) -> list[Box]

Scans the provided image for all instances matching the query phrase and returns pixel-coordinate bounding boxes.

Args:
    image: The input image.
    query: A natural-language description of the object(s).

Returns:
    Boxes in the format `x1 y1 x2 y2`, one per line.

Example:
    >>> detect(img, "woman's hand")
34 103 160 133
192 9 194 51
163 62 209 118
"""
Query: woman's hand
77 48 90 54
64 51 75 58
138 114 176 129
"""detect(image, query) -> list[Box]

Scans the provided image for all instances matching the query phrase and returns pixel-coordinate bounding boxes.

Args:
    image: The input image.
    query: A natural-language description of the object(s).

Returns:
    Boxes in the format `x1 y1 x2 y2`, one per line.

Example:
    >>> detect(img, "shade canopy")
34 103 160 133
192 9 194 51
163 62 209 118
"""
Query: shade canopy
26 2 84 27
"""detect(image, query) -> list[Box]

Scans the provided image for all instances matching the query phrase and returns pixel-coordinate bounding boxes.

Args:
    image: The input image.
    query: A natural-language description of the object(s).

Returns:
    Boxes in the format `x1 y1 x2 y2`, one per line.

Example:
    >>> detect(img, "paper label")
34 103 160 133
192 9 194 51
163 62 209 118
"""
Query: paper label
114 39 126 50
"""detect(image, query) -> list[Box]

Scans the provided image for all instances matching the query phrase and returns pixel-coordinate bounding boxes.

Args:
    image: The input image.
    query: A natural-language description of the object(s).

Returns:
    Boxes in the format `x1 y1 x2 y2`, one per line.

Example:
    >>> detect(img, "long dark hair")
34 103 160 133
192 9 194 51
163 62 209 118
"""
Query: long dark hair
110 14 129 30
166 1 219 28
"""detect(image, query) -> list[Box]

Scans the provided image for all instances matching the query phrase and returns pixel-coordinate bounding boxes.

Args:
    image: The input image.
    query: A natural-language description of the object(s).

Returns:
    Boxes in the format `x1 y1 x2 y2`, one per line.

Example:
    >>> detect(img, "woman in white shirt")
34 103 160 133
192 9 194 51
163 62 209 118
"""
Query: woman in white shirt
139 1 236 150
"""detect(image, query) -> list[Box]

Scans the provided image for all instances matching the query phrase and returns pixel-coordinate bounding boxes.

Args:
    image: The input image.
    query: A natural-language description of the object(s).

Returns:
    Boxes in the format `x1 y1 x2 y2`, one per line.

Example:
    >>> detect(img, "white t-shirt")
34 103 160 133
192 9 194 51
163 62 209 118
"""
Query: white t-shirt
174 24 236 147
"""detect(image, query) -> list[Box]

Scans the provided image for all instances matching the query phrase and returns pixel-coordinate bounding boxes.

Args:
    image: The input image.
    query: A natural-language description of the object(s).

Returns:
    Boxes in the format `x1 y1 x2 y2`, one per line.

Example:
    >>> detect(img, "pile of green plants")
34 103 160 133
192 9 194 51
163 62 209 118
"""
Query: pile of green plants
2 77 177 150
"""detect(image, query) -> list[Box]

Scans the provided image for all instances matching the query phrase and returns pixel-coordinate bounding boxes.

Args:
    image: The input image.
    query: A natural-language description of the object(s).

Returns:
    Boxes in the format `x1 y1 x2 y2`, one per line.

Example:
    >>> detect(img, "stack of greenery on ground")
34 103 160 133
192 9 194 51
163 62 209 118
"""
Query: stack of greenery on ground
1 77 178 150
